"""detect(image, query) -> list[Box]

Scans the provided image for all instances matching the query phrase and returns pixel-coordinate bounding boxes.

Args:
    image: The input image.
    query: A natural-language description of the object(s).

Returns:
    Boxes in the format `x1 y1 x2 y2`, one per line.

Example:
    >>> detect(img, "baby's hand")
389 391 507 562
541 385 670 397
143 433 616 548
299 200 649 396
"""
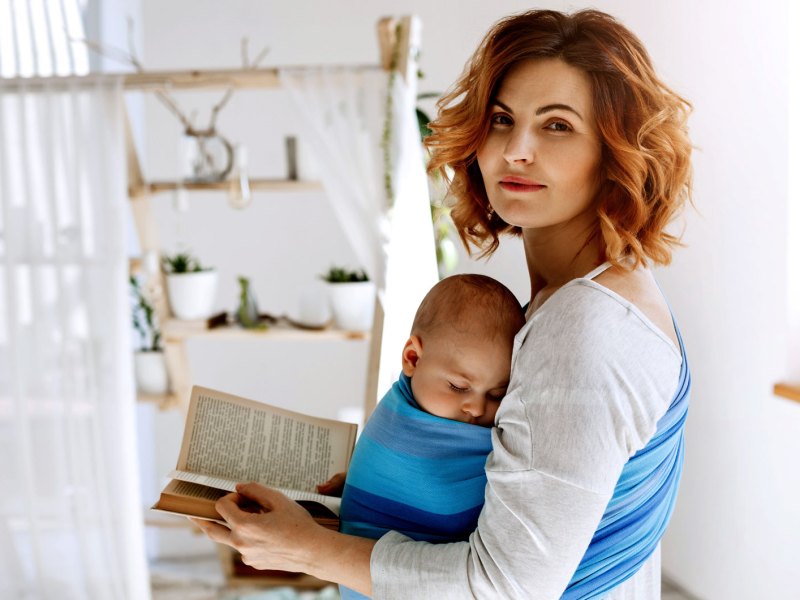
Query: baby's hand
316 472 346 497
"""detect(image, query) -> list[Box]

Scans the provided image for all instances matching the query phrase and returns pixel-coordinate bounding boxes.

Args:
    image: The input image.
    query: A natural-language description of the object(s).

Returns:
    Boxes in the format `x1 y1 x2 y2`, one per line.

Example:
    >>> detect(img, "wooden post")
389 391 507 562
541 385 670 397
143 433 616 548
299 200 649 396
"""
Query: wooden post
395 15 422 83
362 297 385 419
125 109 145 199
163 340 191 411
362 15 422 422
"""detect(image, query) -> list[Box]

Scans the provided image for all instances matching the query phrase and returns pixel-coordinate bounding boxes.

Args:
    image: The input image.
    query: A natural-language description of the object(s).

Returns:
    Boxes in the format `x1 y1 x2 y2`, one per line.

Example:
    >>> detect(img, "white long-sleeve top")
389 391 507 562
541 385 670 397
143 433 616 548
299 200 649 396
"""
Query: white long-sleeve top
371 275 683 599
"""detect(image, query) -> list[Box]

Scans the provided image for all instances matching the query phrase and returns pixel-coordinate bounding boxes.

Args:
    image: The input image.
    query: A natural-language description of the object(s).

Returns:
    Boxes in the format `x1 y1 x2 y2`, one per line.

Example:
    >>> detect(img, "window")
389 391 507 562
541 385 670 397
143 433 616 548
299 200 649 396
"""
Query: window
0 0 89 78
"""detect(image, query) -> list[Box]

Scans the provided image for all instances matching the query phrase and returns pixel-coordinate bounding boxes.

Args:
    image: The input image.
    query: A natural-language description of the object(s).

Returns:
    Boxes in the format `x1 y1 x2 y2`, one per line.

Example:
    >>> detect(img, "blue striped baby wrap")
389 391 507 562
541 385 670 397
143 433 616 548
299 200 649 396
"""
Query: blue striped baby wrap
563 323 691 598
340 327 690 599
339 373 493 600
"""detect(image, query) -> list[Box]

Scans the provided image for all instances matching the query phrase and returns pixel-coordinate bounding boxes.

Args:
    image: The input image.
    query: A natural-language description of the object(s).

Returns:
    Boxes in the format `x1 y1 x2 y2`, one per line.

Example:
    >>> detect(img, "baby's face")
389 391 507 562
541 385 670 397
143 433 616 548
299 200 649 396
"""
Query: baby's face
407 330 512 427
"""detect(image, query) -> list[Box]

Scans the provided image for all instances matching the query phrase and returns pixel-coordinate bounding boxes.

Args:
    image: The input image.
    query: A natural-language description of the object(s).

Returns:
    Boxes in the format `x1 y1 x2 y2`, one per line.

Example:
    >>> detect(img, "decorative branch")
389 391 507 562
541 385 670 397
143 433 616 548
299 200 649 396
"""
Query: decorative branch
70 22 269 136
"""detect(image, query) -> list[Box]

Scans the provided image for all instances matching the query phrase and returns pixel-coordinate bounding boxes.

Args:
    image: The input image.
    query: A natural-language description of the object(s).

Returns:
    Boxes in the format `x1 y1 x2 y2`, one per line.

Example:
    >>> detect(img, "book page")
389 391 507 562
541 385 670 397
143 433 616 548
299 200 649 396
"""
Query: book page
176 386 357 495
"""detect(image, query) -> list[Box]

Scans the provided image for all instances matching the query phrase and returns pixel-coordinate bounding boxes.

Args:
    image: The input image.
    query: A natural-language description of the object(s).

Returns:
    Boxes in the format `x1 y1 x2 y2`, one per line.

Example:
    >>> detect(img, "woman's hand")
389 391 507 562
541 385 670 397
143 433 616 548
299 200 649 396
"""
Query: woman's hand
316 471 346 497
192 480 377 594
190 482 326 572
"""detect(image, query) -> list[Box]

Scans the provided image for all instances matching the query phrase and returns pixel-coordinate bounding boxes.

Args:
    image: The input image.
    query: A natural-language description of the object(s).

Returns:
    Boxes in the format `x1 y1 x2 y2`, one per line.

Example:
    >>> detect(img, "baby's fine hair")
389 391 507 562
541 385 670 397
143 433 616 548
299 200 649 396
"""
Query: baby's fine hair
411 274 525 340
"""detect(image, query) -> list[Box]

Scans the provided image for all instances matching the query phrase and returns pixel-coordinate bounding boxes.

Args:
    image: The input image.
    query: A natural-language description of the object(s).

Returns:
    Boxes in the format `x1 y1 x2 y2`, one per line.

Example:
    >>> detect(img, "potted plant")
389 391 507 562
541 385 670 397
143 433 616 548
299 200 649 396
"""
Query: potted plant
321 266 376 331
130 275 169 395
162 251 219 320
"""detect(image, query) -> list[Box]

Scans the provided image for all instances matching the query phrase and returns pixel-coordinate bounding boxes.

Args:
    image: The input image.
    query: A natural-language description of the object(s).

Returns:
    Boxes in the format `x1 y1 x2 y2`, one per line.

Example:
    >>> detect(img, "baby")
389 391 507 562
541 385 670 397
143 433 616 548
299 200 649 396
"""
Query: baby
336 274 525 599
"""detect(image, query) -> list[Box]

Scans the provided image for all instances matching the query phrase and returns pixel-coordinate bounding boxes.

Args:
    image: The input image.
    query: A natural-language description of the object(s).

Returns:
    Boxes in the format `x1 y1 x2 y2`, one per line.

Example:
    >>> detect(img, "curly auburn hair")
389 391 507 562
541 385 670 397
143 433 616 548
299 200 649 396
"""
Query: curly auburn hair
425 9 693 267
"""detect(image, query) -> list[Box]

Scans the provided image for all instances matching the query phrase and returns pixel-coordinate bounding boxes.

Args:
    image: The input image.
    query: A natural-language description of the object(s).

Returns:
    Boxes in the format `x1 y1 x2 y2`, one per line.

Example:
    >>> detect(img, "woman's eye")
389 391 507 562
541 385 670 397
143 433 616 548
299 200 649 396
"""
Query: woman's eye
448 382 469 393
545 120 572 133
490 113 513 127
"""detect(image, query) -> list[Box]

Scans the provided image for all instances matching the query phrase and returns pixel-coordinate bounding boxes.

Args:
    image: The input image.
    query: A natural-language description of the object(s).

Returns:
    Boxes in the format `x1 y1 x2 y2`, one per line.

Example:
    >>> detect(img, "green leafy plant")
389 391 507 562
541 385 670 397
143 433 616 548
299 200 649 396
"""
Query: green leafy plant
320 266 370 283
161 251 209 274
130 275 162 352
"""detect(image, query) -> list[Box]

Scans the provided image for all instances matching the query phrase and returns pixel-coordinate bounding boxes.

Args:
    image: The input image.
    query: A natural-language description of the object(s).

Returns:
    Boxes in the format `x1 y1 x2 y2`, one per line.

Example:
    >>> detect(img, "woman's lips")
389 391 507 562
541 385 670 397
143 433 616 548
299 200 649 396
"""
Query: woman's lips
499 178 546 192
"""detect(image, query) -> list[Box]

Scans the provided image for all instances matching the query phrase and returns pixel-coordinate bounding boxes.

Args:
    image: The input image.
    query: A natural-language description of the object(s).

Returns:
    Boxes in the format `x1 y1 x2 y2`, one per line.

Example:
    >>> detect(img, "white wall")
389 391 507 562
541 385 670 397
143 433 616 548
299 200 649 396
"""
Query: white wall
129 0 799 595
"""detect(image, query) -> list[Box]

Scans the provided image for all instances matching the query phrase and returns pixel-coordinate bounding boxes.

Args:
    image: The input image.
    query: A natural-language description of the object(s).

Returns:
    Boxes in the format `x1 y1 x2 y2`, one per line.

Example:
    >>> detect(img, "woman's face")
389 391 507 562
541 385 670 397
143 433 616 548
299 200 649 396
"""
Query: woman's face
477 58 603 231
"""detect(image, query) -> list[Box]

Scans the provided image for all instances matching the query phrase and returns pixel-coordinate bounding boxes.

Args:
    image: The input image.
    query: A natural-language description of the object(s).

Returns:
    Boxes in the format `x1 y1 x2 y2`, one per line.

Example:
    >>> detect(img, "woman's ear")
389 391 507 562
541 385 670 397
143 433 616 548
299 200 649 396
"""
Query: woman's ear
401 335 423 377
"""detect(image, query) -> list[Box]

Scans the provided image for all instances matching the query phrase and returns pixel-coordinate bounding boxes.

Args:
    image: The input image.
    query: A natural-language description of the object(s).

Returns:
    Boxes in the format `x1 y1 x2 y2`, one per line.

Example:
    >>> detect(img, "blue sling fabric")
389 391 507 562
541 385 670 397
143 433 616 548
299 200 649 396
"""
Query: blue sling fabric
340 373 492 541
339 373 493 600
340 326 689 599
562 323 691 598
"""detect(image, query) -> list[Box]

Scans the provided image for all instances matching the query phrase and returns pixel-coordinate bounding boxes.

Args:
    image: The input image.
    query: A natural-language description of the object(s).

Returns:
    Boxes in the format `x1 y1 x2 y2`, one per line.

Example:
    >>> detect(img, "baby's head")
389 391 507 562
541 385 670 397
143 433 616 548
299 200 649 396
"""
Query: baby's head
401 274 525 427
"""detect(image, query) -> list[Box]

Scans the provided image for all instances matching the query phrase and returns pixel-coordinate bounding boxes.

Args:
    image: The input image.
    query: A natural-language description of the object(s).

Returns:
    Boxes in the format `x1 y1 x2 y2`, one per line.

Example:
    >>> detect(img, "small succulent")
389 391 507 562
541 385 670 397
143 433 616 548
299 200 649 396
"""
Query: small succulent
161 251 208 274
320 267 369 283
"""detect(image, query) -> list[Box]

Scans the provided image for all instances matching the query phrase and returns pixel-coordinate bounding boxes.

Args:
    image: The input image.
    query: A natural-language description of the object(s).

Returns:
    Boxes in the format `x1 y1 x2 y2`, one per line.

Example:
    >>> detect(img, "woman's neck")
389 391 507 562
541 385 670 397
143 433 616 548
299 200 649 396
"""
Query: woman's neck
523 220 604 312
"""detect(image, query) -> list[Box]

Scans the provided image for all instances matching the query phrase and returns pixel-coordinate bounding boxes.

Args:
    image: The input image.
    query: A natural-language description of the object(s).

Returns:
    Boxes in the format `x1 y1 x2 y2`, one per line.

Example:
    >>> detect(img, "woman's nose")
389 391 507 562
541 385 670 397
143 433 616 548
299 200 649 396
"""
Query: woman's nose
503 128 535 164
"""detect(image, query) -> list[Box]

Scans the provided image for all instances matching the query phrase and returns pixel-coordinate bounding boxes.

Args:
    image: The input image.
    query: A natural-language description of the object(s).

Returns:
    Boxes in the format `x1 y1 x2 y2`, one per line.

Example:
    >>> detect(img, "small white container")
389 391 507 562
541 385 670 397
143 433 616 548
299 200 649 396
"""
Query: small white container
134 351 169 395
291 282 332 328
166 270 219 320
327 280 376 331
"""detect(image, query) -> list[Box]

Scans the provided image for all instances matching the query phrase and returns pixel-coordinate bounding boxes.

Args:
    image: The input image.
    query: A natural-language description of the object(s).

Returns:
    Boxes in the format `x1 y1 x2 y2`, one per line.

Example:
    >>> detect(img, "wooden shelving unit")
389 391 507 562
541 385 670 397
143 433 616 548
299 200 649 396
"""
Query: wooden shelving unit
161 319 369 342
138 178 323 195
774 382 800 404
136 392 182 411
126 14 421 589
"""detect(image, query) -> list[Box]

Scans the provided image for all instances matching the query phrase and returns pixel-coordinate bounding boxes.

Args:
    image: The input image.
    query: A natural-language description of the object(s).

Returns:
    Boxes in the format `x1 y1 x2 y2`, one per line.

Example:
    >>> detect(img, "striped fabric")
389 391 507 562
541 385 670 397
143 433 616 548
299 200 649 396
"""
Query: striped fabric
563 323 691 598
339 374 492 599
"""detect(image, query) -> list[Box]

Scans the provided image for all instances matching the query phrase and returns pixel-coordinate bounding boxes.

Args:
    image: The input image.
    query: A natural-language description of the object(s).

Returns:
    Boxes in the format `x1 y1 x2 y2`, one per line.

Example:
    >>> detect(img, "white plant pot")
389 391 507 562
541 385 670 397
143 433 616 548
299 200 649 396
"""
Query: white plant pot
327 281 376 331
166 270 218 320
134 351 169 395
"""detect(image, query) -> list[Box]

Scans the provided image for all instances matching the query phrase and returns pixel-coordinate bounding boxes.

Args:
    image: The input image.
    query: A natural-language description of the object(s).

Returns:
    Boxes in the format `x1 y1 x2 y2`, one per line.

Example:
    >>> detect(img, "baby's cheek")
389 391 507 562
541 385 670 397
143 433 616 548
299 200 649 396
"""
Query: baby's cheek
483 403 501 426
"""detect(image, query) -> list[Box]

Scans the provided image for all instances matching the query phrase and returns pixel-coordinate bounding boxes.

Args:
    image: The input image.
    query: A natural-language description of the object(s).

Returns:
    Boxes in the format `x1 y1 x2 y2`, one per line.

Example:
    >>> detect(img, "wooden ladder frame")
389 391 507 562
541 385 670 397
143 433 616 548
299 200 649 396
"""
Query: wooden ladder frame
127 15 422 425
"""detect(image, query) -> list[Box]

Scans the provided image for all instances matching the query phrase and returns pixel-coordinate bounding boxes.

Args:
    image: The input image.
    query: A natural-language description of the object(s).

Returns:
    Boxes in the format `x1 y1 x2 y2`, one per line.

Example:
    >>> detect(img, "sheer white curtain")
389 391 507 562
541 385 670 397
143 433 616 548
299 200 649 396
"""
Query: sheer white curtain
280 67 437 403
0 79 149 599
789 0 800 381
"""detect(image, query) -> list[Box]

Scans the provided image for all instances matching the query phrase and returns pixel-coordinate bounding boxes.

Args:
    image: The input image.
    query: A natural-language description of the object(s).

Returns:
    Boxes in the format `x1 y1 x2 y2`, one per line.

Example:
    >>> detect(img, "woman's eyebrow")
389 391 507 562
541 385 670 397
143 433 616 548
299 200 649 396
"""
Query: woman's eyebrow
536 103 584 120
493 99 583 121
492 99 514 114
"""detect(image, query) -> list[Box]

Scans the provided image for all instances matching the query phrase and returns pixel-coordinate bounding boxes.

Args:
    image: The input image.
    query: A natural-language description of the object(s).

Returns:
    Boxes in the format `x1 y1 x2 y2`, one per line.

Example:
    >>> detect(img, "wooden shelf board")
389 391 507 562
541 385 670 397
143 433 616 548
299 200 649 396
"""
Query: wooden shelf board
128 257 143 274
137 179 323 195
136 392 182 410
774 382 800 404
0 65 383 92
162 320 369 342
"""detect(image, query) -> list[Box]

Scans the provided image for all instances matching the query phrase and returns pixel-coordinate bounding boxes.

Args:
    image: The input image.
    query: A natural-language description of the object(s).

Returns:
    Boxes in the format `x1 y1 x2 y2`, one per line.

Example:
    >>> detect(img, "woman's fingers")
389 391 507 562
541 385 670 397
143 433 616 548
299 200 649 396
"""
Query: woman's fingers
316 472 346 496
235 481 283 507
188 517 232 545
216 489 261 524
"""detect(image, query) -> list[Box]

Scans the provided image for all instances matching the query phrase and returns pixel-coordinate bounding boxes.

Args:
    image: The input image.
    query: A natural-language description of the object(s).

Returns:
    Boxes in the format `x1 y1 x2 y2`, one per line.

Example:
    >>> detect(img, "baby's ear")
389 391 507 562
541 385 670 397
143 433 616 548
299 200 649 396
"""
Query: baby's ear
401 335 422 376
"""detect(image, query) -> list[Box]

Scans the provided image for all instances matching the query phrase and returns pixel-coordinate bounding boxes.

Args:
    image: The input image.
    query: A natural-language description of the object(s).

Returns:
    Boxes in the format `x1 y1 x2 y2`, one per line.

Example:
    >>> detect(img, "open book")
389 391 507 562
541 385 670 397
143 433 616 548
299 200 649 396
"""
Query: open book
152 385 358 529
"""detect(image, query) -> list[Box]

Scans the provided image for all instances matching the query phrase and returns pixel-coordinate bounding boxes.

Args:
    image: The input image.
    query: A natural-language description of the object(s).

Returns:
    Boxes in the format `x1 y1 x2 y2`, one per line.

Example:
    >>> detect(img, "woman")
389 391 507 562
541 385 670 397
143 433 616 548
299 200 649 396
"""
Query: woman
193 9 692 599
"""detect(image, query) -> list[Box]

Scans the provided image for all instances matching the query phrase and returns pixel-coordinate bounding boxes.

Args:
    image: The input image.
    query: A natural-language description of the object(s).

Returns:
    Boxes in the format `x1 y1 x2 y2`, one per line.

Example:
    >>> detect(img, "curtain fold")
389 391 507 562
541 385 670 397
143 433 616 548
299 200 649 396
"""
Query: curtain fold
0 78 149 599
280 66 437 404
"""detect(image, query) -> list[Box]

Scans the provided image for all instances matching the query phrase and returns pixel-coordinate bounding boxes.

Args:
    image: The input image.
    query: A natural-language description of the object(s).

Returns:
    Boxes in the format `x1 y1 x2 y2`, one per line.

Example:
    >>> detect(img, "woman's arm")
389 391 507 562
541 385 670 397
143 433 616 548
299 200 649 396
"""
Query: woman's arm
191 483 376 595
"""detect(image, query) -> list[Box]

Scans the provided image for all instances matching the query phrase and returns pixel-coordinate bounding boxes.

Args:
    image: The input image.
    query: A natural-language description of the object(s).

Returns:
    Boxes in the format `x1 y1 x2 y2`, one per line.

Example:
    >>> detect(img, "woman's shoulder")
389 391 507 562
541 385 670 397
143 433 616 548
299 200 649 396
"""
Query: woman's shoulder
522 265 680 357
504 271 684 470
513 273 682 394
592 264 680 349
